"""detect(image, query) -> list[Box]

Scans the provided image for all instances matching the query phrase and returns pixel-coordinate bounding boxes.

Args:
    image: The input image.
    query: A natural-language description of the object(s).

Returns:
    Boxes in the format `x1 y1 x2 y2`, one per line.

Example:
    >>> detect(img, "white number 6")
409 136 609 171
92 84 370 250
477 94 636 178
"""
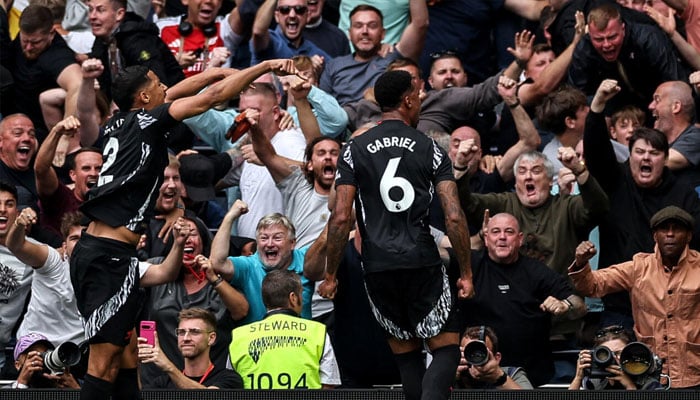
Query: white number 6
380 157 415 212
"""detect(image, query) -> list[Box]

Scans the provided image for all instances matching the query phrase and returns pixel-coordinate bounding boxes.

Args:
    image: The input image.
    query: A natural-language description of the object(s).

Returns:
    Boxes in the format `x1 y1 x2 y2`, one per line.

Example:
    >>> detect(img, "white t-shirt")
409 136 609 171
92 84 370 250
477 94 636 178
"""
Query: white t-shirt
236 128 306 238
17 247 84 345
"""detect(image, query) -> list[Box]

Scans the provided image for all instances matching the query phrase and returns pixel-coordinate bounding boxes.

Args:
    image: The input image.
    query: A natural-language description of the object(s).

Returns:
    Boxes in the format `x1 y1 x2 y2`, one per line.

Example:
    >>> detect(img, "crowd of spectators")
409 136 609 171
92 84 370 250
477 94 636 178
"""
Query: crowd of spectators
1 0 700 395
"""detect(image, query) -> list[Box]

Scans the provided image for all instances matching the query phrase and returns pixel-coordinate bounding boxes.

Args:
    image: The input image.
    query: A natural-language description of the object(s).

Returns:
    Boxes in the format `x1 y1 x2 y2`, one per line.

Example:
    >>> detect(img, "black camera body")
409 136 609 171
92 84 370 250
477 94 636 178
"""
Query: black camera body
40 342 81 375
586 345 617 378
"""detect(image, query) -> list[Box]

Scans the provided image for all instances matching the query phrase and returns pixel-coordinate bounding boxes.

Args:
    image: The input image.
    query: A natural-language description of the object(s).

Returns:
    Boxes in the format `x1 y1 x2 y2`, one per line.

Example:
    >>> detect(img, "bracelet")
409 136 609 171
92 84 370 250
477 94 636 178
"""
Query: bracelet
211 275 224 288
494 370 508 386
453 164 469 171
507 98 520 109
563 298 574 312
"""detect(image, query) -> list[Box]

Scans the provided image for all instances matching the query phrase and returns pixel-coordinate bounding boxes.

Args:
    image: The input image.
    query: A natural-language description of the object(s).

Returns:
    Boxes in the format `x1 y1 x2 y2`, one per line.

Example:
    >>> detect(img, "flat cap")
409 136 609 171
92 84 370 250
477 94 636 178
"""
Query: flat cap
649 206 694 230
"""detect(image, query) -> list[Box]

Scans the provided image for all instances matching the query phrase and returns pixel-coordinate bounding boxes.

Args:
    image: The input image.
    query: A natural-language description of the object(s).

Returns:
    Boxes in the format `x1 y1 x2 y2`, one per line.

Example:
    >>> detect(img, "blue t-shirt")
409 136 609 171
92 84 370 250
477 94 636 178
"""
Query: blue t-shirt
229 246 312 323
250 27 331 65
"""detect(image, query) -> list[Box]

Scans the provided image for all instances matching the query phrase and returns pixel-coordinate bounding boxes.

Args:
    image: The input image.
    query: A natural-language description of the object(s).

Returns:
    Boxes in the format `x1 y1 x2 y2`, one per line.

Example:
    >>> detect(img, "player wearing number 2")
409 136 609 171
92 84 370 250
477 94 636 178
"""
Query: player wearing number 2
70 58 299 399
318 69 475 400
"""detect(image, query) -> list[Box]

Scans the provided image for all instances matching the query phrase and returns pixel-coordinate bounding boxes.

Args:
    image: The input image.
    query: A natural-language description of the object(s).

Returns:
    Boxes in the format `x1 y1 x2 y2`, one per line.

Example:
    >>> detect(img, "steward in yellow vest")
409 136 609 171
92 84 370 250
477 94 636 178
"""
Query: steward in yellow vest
227 270 341 389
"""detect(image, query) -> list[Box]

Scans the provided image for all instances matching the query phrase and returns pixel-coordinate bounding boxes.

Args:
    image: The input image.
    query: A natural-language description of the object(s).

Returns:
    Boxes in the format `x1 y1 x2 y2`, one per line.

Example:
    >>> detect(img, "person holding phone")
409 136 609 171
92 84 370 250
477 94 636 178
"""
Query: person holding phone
138 308 242 389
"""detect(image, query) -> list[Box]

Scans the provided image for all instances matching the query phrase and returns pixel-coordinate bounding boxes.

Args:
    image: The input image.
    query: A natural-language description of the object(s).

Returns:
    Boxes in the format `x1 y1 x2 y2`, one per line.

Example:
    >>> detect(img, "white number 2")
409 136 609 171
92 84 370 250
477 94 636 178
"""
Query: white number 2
97 137 119 186
380 157 415 212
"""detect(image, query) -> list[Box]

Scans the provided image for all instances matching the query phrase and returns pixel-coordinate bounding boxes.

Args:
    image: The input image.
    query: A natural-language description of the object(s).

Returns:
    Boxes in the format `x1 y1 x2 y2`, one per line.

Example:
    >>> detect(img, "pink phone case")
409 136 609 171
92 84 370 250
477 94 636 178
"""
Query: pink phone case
140 321 156 346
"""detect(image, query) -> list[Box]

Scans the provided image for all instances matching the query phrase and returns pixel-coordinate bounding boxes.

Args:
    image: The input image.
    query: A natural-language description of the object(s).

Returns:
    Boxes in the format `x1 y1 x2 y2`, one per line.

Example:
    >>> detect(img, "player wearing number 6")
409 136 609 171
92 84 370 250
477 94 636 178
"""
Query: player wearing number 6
228 270 340 389
318 70 475 400
70 58 299 399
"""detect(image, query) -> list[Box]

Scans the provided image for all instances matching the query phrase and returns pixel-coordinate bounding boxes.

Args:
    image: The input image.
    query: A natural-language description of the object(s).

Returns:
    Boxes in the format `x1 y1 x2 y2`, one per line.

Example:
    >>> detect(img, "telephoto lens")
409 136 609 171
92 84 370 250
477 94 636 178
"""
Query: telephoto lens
42 342 81 374
463 340 489 366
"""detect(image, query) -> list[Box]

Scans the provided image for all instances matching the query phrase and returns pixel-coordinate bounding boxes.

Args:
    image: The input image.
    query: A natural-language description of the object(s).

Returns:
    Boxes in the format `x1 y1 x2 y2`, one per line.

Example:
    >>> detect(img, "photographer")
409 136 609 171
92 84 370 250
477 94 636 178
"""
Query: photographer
569 325 663 390
9 333 80 389
455 326 533 389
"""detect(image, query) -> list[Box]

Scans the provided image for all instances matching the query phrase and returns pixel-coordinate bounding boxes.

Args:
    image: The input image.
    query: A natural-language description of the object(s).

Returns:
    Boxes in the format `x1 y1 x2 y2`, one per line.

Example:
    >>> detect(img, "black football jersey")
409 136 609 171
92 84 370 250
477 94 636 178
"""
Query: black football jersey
335 120 454 272
81 104 175 232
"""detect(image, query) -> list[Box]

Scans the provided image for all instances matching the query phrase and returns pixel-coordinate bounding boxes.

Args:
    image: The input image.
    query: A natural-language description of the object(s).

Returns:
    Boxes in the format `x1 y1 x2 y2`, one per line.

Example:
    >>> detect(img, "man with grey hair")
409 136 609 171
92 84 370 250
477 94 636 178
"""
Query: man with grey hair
457 149 609 277
210 201 314 323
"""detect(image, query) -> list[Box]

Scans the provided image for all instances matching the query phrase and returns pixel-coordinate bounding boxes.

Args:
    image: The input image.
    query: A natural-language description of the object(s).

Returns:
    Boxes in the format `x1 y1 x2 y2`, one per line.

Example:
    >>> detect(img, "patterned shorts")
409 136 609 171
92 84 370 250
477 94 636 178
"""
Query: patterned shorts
70 232 142 346
363 264 457 341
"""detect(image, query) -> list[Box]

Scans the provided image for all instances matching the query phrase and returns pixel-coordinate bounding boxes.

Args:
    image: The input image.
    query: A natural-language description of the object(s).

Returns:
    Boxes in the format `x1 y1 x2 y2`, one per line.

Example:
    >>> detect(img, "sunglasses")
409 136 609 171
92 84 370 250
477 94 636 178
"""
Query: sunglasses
277 5 308 15
595 325 625 338
430 50 458 59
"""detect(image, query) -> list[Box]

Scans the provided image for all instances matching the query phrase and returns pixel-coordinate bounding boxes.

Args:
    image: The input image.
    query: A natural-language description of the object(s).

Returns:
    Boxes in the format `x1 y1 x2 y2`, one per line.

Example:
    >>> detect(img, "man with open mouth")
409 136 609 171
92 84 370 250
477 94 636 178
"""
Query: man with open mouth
582 78 700 333
250 0 330 66
34 114 102 246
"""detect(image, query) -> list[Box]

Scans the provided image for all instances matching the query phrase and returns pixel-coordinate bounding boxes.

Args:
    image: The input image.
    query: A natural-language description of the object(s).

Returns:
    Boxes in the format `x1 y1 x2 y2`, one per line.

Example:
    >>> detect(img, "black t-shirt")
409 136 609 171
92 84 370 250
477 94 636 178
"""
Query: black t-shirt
151 364 243 389
335 120 453 272
457 250 574 387
81 104 176 232
8 34 76 140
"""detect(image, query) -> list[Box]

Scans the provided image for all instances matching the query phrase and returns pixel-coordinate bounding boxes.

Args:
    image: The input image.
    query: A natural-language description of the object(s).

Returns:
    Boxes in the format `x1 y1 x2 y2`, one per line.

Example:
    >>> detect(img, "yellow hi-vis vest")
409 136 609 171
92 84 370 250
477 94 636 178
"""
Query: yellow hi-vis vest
229 311 327 389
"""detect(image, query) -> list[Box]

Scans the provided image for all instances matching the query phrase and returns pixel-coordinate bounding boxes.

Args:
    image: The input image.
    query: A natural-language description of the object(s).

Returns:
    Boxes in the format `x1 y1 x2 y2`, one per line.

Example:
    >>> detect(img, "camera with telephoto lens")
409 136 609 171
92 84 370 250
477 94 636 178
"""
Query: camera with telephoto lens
40 342 81 375
620 342 662 377
585 345 617 378
462 326 490 367
463 340 489 366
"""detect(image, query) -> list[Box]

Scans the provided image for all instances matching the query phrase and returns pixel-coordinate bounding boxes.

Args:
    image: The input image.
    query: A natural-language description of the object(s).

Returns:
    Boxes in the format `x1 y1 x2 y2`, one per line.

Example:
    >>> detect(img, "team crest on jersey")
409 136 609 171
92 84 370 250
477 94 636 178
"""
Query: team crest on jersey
139 50 152 62
137 112 158 129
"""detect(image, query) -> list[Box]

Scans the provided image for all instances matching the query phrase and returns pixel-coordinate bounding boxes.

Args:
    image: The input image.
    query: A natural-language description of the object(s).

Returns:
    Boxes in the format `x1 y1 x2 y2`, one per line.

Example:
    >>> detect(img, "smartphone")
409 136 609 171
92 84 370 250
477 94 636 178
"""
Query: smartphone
140 321 156 346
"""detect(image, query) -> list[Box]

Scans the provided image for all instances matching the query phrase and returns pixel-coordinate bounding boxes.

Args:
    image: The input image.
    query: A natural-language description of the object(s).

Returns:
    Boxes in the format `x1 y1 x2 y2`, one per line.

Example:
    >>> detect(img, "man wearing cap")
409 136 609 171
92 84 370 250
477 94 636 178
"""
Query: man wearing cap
570 206 700 389
10 333 80 389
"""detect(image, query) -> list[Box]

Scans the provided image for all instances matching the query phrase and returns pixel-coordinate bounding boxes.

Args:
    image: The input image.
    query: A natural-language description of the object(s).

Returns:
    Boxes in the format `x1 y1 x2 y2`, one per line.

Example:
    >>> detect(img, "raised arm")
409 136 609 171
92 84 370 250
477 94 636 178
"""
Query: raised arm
394 0 429 61
76 59 104 147
248 109 302 183
290 78 322 142
139 218 189 287
56 63 84 124
251 0 275 53
496 77 541 182
198 253 250 320
169 59 297 121
210 200 249 281
503 29 534 81
165 67 237 102
34 116 80 199
645 5 700 70
6 207 49 268
583 79 621 191
519 11 586 106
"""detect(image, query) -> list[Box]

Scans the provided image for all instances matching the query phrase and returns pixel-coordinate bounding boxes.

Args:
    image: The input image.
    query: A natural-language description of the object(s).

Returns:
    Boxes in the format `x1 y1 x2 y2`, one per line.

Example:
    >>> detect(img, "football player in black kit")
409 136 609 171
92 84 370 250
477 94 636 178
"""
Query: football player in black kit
70 58 297 400
318 69 476 400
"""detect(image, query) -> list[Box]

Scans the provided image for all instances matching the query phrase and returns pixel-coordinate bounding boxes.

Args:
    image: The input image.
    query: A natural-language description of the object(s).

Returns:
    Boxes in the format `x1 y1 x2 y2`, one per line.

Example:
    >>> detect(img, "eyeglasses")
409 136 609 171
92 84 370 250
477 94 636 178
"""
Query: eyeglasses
277 5 308 15
595 325 625 338
175 328 211 337
429 50 458 60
